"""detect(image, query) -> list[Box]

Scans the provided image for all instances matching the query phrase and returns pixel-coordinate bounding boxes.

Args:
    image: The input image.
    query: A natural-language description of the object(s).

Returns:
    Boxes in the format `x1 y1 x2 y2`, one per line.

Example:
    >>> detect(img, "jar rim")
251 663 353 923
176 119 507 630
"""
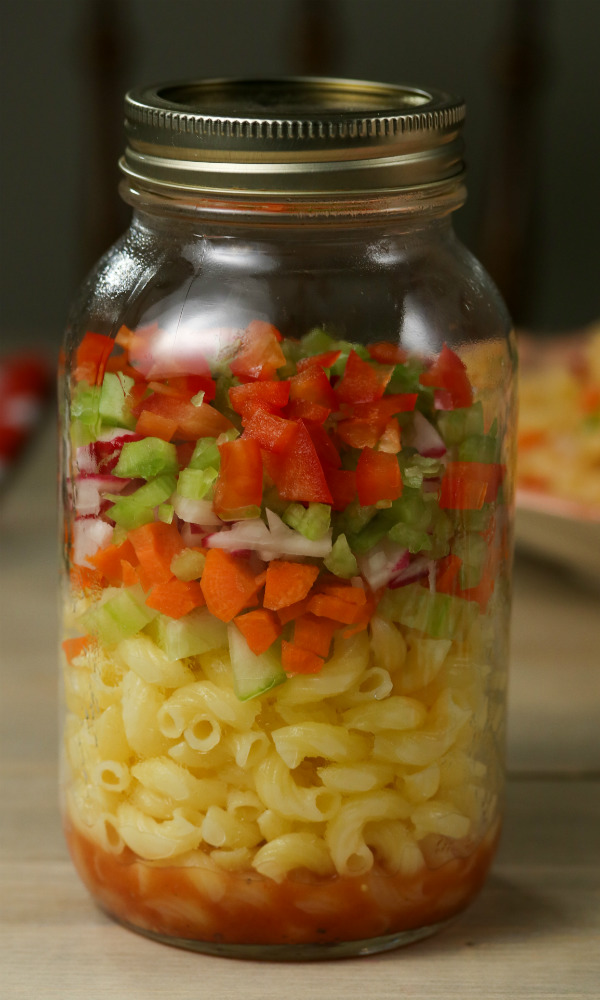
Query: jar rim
121 76 466 198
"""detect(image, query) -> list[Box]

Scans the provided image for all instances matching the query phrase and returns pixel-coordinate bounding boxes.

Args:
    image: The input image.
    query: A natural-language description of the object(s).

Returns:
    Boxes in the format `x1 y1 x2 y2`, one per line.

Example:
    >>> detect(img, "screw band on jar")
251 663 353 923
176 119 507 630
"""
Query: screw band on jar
121 77 466 197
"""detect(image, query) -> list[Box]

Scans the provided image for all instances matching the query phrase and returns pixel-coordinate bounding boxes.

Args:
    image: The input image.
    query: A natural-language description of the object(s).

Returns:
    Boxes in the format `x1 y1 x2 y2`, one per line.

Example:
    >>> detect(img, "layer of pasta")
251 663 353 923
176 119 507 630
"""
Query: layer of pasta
62 615 504 946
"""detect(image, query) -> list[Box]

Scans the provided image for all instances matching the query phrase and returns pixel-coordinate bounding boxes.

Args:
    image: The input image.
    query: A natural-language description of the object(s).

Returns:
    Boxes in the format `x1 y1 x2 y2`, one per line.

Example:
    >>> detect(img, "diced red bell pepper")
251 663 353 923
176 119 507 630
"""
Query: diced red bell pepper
229 321 287 381
242 409 298 453
335 350 393 404
336 419 381 450
74 332 114 385
137 393 233 440
356 448 402 506
229 380 290 415
286 400 332 424
213 438 263 519
325 468 357 510
265 420 333 504
306 422 341 469
378 418 401 453
351 393 418 424
419 344 473 409
166 374 216 402
296 349 342 372
438 461 504 510
288 366 338 410
367 342 409 365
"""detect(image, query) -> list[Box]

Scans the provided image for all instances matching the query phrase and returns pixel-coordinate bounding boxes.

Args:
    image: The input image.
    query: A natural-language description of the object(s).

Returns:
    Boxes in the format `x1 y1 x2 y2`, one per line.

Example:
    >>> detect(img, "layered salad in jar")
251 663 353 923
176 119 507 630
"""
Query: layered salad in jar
61 319 512 952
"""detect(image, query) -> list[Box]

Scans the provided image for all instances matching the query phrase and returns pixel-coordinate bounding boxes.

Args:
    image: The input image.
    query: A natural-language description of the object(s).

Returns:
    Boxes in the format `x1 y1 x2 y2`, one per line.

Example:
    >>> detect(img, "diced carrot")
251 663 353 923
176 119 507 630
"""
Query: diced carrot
263 561 320 611
343 592 377 636
89 537 138 585
73 332 114 385
120 560 140 587
517 427 547 451
200 549 261 622
62 635 93 663
436 554 462 593
135 409 178 442
234 608 282 655
276 598 311 624
281 640 325 675
581 384 600 414
254 570 268 590
69 565 105 593
319 584 367 606
145 579 206 618
293 614 338 658
458 574 495 613
306 593 360 625
104 355 144 380
128 521 185 586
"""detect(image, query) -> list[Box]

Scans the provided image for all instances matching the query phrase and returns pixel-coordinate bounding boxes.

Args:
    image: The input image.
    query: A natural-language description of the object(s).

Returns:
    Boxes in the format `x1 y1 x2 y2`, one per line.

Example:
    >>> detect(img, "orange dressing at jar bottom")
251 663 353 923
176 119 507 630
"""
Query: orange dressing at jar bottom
65 819 500 948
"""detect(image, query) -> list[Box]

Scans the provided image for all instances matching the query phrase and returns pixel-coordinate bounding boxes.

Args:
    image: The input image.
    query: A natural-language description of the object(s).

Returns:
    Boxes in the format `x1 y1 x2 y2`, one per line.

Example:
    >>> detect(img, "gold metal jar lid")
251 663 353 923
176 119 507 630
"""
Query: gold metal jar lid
121 77 465 198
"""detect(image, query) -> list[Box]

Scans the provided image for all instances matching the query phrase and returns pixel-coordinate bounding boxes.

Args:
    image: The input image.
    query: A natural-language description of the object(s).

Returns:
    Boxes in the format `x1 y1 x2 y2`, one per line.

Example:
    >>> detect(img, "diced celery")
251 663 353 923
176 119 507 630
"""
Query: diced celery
349 515 390 554
190 390 205 407
436 402 485 445
147 607 227 660
170 548 206 581
113 437 178 479
335 500 377 542
399 452 445 489
108 474 176 529
213 374 242 427
453 504 493 533
328 340 370 377
216 427 240 445
70 382 102 445
387 522 432 554
108 501 154 530
176 467 218 500
261 485 288 517
157 503 174 524
323 533 359 578
227 624 286 701
299 327 337 356
189 437 220 470
452 532 488 589
98 372 136 429
387 359 429 397
282 502 331 541
81 586 157 646
458 434 499 463
378 584 479 639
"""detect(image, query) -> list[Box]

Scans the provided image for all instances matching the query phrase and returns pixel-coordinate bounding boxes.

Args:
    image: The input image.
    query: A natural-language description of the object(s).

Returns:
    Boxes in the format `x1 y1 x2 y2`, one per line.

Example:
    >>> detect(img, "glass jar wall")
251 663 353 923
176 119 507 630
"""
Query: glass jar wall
59 78 516 959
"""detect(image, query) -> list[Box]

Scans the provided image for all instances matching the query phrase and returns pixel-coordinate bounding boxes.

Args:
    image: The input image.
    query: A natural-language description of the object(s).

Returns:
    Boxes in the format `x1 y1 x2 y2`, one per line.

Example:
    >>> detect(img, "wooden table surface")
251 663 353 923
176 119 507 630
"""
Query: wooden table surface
2 424 599 999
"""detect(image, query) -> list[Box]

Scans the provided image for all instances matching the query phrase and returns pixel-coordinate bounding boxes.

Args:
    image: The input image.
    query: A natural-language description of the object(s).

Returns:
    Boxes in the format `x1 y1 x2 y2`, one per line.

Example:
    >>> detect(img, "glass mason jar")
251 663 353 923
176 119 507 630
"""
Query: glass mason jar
60 78 516 959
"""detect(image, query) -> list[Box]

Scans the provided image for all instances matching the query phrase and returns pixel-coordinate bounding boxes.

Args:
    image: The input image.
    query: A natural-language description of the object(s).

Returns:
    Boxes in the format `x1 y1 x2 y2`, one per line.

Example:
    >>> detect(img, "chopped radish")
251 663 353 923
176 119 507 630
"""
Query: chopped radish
74 475 131 517
171 494 222 526
388 554 434 588
357 539 410 590
72 517 113 567
76 429 141 474
205 509 332 561
404 411 446 458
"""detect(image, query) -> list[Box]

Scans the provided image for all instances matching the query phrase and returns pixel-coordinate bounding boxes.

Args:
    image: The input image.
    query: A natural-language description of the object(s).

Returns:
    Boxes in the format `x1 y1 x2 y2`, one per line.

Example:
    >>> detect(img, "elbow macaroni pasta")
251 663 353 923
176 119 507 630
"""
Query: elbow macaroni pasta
62 617 499 880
